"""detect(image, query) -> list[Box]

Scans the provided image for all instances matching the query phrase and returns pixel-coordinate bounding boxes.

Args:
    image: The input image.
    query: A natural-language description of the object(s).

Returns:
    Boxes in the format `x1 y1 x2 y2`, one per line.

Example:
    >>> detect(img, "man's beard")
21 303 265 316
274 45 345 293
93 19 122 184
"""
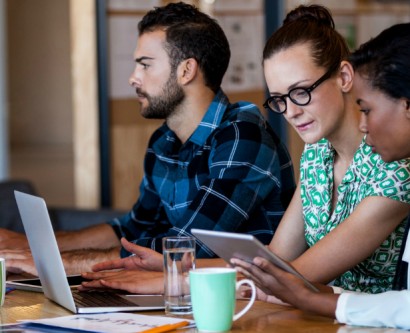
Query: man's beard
137 72 185 119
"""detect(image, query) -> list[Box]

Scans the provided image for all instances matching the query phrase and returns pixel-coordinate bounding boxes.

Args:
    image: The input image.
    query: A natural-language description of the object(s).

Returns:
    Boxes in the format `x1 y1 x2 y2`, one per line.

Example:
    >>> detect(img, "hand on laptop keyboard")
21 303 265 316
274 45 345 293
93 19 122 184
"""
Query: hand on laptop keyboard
79 270 165 294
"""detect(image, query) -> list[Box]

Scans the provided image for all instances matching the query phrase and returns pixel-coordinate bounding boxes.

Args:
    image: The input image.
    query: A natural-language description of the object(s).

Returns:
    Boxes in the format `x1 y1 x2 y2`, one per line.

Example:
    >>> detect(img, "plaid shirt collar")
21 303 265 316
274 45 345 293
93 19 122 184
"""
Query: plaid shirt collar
188 89 229 146
154 89 229 155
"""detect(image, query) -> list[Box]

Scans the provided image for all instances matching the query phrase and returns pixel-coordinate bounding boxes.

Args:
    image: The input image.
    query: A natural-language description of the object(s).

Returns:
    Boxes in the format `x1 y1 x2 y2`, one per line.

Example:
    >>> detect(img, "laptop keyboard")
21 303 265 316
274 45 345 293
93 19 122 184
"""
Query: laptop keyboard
73 291 139 308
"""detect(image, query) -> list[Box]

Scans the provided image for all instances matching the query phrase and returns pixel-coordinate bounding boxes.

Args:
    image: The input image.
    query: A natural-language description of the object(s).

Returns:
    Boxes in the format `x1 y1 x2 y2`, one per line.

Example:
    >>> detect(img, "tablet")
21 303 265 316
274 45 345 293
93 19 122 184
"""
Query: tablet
191 229 318 292
6 275 87 293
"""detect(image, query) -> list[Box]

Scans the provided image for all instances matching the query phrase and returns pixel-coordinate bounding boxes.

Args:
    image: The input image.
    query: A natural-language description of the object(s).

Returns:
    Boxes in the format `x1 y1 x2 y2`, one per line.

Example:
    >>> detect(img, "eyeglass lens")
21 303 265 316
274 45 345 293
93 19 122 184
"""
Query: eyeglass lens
268 88 311 113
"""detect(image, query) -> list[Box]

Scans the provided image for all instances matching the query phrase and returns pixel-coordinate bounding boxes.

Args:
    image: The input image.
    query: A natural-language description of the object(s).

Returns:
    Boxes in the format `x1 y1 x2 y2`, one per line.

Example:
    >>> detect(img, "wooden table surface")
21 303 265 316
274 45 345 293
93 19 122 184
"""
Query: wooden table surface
0 289 405 333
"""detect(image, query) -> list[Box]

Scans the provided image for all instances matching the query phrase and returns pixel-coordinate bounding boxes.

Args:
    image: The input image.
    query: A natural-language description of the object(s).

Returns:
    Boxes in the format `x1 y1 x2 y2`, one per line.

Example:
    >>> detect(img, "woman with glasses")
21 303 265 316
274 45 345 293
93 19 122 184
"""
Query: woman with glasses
233 4 410 297
233 22 410 329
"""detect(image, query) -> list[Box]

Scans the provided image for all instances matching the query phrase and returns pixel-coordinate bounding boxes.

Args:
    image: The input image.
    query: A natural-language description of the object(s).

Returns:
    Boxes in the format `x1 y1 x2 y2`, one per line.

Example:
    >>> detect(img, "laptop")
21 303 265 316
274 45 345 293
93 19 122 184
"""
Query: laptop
14 191 165 314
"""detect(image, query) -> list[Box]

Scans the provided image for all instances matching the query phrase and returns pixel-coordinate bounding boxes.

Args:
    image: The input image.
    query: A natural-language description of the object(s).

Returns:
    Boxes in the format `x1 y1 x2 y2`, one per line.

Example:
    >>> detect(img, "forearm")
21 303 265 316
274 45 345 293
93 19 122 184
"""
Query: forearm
289 197 409 284
61 246 121 275
298 290 339 318
55 223 120 252
269 181 308 262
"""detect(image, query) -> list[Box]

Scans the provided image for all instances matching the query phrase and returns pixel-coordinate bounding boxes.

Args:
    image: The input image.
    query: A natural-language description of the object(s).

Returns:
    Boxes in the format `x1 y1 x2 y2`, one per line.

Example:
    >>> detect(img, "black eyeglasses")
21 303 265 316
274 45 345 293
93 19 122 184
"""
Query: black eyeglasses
263 63 339 114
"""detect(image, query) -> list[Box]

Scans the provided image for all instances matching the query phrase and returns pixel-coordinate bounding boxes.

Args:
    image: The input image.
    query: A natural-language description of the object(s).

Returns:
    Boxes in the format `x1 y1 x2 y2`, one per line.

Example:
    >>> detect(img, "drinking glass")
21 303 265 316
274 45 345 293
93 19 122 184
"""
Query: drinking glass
163 236 196 315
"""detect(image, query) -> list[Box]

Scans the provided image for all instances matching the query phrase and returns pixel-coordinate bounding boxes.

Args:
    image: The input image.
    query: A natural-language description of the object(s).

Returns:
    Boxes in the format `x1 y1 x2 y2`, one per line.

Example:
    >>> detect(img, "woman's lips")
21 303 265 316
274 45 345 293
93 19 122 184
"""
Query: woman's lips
365 139 376 154
368 145 377 154
296 121 314 131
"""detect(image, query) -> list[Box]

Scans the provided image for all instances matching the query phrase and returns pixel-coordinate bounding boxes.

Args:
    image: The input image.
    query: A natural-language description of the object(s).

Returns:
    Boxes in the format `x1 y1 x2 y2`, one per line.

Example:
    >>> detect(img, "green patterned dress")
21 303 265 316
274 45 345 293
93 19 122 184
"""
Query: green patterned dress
300 137 410 293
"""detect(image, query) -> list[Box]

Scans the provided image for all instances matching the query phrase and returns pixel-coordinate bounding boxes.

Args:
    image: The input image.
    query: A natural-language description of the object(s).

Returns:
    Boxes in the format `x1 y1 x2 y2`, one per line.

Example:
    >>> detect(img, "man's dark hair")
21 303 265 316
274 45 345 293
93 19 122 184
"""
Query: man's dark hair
138 2 230 93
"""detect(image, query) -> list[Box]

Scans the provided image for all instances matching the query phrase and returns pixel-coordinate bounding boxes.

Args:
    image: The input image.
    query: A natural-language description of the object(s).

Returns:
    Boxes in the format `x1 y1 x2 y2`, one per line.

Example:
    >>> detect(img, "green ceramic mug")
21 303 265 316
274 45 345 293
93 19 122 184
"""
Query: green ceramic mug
189 267 256 332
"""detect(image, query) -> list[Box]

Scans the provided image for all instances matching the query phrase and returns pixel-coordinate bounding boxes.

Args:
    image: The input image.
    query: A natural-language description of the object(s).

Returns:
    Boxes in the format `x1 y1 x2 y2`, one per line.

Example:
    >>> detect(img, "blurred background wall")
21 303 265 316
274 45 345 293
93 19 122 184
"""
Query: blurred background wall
7 0 74 206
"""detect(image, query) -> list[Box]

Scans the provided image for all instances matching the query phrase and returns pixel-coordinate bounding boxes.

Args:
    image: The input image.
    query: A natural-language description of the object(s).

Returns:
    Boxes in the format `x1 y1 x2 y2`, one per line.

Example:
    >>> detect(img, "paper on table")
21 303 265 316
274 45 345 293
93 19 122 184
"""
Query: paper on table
27 313 194 333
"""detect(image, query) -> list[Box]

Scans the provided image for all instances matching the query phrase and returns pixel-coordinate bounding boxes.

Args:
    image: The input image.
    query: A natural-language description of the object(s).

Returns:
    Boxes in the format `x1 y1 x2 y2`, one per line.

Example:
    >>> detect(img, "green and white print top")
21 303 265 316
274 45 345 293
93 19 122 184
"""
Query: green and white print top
300 137 410 293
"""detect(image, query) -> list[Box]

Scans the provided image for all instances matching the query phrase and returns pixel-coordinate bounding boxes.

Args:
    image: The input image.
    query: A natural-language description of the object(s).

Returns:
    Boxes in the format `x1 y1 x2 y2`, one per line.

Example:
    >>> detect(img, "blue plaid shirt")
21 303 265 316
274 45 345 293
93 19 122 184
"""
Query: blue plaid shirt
109 90 295 258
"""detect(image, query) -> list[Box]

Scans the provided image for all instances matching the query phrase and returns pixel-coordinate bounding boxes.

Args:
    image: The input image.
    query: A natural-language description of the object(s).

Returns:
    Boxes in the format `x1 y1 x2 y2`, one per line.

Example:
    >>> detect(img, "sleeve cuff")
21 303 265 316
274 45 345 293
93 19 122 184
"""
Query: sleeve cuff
335 293 350 324
331 286 344 294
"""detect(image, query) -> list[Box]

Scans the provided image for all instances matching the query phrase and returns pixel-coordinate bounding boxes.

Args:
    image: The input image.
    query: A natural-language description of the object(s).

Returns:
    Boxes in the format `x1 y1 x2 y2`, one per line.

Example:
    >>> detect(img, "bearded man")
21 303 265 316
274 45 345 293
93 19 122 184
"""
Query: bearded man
1 2 295 277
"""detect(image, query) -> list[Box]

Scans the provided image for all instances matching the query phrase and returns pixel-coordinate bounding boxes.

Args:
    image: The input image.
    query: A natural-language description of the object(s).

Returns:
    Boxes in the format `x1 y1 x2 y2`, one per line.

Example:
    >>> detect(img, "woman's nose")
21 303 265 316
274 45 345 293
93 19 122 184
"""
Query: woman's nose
285 99 303 119
359 112 368 134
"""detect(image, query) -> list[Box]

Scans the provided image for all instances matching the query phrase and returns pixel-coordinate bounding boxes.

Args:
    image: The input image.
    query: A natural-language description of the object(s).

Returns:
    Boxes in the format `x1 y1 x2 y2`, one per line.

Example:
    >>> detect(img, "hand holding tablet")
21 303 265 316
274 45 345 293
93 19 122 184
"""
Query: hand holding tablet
191 229 318 292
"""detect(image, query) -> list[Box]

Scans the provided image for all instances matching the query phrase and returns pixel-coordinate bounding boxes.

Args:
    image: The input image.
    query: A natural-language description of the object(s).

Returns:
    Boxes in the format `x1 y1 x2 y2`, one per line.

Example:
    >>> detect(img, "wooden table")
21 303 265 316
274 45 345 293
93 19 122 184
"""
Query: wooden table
0 289 405 332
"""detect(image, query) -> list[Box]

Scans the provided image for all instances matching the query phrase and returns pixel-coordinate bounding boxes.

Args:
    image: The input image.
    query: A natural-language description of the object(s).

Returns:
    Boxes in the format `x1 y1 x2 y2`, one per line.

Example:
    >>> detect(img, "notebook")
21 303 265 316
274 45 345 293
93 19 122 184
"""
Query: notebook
14 191 165 314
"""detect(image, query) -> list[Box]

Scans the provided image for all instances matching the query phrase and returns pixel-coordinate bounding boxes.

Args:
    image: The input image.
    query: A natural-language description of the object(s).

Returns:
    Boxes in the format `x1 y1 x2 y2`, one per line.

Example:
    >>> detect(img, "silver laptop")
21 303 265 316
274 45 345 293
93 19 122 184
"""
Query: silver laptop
14 191 165 314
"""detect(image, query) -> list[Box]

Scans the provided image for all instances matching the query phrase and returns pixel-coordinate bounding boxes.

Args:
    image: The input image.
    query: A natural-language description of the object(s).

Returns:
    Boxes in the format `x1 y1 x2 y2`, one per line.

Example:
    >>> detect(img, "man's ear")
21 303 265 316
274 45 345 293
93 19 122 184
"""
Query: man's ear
339 61 354 93
179 58 199 85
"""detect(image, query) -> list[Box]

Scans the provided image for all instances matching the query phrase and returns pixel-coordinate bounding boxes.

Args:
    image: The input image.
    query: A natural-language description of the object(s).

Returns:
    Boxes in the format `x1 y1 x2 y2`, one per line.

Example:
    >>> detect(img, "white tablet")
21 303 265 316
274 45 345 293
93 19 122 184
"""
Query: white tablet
191 229 318 292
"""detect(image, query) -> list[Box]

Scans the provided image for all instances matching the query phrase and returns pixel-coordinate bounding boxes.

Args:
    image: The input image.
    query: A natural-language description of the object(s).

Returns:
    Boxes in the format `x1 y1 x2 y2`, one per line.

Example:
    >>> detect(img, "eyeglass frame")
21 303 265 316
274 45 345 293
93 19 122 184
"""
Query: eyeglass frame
263 62 340 114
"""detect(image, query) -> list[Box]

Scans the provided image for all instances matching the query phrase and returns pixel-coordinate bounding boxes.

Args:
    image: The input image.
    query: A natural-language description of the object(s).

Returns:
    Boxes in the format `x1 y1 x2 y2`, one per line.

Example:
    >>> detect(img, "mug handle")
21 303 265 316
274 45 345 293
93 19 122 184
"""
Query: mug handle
233 279 256 321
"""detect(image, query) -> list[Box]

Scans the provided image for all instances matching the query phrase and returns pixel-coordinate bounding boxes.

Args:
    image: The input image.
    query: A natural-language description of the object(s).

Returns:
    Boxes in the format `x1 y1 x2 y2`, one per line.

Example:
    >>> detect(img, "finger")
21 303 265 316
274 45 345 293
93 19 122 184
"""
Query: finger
77 285 96 291
100 279 163 294
121 238 149 257
237 262 276 290
78 282 109 291
234 266 263 286
240 283 272 299
231 259 265 283
92 258 127 272
240 289 253 298
230 258 253 270
81 279 107 289
254 257 287 281
82 271 122 280
99 279 136 293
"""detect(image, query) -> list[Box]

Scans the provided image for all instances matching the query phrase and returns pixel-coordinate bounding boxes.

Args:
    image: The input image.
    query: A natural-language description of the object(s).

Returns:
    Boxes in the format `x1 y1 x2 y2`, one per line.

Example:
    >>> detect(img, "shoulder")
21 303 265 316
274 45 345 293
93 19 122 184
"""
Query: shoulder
361 145 410 201
358 141 410 181
222 101 267 126
214 101 274 141
370 157 410 195
210 101 283 153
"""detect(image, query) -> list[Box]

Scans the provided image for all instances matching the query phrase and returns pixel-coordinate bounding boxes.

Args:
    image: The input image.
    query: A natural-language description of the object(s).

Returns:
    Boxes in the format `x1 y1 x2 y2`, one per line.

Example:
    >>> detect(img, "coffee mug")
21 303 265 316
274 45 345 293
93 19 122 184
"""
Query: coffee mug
189 267 256 332
0 258 5 306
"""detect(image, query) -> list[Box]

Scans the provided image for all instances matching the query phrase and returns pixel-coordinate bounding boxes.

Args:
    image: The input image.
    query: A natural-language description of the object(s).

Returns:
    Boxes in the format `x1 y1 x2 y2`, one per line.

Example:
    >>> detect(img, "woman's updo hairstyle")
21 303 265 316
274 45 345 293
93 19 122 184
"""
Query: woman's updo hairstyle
350 23 410 101
263 5 350 74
